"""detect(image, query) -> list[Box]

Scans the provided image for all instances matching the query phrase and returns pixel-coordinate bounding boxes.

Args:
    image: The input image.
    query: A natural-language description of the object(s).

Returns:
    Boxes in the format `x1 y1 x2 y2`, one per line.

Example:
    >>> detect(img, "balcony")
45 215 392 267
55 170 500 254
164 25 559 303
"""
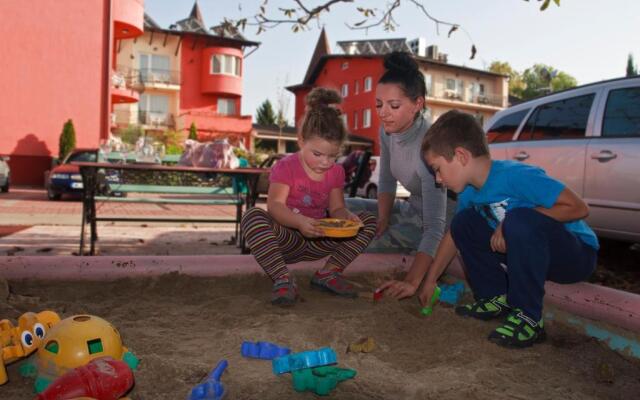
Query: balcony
138 111 175 128
111 68 144 104
139 68 181 89
113 0 144 39
428 90 506 108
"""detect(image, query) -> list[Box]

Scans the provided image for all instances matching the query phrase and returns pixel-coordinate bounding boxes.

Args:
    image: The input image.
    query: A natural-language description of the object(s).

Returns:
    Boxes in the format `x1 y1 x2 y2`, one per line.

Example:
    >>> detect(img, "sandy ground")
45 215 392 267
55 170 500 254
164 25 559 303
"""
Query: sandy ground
1 272 639 400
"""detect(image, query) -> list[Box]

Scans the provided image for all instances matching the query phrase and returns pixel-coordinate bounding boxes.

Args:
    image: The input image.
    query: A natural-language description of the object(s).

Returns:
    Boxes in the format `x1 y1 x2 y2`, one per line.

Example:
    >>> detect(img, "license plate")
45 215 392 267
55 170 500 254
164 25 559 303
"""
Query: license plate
71 182 84 189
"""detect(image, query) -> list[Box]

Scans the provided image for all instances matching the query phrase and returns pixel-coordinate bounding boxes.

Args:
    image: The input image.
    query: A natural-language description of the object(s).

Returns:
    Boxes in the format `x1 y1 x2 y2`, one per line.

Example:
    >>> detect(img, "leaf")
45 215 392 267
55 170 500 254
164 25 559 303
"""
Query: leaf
354 19 367 27
448 25 458 38
540 0 550 11
256 26 264 35
553 0 560 5
470 44 477 60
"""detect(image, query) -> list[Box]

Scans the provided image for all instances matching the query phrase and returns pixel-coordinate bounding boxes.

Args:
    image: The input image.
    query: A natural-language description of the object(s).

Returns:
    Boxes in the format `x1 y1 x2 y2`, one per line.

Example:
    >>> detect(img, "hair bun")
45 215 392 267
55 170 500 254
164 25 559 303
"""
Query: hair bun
383 51 419 73
305 87 342 110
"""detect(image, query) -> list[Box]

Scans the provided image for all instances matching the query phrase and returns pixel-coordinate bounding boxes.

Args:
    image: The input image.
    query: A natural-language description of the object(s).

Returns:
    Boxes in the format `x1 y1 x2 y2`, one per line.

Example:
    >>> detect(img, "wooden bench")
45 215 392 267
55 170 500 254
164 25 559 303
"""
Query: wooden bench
76 162 266 256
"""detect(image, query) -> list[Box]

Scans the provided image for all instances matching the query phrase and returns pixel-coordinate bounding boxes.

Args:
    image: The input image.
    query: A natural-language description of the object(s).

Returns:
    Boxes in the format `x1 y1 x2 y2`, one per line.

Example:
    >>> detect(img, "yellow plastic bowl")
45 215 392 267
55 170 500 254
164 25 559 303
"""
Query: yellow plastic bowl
317 218 363 238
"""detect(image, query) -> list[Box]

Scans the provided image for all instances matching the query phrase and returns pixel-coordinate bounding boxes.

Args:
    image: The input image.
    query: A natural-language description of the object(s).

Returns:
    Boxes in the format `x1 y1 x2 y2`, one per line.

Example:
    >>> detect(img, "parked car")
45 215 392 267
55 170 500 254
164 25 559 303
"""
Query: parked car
0 155 10 193
45 148 98 200
484 76 640 242
357 156 410 199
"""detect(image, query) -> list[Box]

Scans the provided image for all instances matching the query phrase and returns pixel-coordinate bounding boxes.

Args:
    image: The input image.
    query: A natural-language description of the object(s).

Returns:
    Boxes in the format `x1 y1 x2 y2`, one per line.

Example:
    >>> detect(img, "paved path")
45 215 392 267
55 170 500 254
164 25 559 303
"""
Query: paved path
0 187 251 256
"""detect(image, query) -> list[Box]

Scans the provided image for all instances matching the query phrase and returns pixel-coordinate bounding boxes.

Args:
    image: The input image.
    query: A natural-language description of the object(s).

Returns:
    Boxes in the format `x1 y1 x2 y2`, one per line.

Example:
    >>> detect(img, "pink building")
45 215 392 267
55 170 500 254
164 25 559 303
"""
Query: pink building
0 0 145 185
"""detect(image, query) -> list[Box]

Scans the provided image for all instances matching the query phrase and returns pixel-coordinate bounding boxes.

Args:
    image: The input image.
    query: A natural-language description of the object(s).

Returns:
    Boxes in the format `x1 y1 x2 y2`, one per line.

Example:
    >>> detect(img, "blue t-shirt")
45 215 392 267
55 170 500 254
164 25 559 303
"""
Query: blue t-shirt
456 160 599 250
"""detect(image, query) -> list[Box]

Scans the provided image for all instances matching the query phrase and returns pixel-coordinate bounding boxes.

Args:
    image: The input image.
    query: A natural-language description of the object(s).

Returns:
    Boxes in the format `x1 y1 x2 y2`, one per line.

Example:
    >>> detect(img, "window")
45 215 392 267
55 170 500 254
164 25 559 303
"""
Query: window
140 54 171 83
139 94 170 124
341 62 349 70
354 80 360 95
486 109 530 143
217 98 236 115
341 83 349 97
602 87 640 137
473 113 484 126
445 78 463 99
470 82 486 102
363 109 371 128
423 73 432 96
341 113 348 127
519 94 594 141
354 111 359 129
210 54 241 76
364 76 372 92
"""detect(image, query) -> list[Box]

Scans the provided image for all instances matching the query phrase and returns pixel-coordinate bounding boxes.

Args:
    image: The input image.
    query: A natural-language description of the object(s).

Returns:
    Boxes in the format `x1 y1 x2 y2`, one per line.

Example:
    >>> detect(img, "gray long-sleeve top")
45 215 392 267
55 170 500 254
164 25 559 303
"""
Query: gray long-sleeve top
378 116 447 257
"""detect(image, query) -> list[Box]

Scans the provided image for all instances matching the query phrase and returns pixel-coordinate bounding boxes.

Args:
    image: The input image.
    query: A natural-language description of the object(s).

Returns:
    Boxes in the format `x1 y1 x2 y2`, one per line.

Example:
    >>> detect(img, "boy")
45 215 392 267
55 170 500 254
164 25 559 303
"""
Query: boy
417 110 598 348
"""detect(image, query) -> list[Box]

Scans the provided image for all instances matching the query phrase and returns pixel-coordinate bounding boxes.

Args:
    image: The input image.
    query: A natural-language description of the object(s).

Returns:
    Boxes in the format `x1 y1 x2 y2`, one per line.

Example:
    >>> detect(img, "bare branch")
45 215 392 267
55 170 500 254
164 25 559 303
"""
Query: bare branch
345 0 401 31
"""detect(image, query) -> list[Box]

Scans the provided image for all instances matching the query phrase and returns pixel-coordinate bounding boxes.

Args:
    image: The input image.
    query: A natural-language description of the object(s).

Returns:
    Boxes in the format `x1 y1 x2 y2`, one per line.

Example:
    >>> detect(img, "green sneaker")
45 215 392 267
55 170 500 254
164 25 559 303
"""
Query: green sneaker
488 309 546 348
455 294 510 320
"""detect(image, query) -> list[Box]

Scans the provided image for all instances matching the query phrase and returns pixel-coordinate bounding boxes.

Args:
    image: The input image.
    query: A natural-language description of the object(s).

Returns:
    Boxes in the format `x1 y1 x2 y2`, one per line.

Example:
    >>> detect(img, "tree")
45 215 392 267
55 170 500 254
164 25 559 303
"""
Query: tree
626 53 637 77
256 100 277 126
520 64 577 100
223 0 560 60
188 122 198 140
58 119 76 161
276 110 288 129
489 61 525 98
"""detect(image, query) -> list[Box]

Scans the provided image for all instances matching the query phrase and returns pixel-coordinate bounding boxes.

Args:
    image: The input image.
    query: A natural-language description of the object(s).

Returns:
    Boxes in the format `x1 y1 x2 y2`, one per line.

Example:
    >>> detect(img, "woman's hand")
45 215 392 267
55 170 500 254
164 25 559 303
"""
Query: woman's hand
376 279 417 300
490 222 506 253
376 216 389 238
297 216 324 238
417 279 438 307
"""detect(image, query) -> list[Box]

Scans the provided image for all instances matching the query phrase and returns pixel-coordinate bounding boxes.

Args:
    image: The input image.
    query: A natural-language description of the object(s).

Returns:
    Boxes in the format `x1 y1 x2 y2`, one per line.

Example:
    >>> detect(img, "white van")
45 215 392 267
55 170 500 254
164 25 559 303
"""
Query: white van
484 76 640 242
357 156 410 199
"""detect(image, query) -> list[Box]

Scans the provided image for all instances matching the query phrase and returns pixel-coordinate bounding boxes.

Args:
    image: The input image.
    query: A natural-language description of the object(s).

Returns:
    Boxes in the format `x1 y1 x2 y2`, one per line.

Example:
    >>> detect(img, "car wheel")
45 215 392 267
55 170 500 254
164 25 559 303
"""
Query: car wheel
1 179 8 193
366 185 377 199
47 187 61 200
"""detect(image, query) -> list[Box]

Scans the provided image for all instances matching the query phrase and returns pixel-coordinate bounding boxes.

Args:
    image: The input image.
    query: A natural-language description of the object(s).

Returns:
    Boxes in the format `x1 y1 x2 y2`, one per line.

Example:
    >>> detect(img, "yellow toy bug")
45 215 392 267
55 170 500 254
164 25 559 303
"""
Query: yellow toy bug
0 310 60 384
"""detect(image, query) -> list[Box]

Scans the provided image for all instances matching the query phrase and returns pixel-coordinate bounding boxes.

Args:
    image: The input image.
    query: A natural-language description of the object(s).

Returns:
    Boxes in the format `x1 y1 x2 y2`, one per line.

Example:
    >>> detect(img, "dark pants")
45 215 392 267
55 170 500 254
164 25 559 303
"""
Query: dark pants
450 207 597 321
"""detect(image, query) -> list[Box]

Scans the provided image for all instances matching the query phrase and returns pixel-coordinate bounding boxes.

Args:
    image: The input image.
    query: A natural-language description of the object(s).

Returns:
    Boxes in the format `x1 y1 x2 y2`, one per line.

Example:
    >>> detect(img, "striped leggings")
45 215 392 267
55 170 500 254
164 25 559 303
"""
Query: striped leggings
241 207 377 281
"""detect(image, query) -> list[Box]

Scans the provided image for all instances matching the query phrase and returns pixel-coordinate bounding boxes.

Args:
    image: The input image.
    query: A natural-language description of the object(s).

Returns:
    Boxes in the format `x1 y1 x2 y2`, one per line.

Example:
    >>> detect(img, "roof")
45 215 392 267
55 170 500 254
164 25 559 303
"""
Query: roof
287 53 508 93
143 5 260 48
336 38 411 55
252 124 373 145
303 28 331 84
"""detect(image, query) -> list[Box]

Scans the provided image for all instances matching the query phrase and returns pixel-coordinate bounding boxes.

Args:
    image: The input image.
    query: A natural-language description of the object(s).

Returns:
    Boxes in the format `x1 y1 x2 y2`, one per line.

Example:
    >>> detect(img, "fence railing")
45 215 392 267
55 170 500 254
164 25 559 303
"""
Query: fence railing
138 110 175 128
428 90 505 107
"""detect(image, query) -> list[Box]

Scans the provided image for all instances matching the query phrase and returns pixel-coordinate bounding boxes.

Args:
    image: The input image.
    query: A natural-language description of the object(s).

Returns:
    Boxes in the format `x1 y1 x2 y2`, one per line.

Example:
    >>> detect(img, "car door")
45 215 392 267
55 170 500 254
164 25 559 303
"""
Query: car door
584 83 640 241
505 92 598 197
486 108 532 160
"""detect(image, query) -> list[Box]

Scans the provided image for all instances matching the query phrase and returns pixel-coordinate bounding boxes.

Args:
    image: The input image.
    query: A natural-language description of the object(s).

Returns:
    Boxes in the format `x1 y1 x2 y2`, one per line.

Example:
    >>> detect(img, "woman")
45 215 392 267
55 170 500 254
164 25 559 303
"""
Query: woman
346 51 448 300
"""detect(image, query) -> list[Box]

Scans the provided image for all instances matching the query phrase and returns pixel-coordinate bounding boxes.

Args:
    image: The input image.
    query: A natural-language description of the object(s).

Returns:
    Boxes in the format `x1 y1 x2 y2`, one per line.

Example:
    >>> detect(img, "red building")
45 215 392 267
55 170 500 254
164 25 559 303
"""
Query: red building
0 0 145 185
287 31 508 155
113 3 259 148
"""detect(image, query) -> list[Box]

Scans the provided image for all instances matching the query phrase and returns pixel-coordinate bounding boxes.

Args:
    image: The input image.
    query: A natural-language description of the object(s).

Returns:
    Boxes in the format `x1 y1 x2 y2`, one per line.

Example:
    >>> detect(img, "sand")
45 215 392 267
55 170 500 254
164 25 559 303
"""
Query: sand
1 272 640 400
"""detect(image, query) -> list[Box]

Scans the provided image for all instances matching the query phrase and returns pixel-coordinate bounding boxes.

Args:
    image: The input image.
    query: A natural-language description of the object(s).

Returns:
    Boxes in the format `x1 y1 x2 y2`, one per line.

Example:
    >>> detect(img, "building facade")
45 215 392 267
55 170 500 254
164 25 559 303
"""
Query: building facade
113 4 258 148
0 0 145 185
287 31 509 155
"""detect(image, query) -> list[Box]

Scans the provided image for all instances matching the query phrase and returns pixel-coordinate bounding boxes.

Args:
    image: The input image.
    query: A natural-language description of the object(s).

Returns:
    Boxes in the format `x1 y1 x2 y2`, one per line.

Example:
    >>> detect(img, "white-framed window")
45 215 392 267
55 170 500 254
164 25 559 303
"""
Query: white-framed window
341 113 348 127
364 76 372 92
341 83 349 97
139 94 170 124
353 111 359 129
341 62 349 70
363 109 371 128
354 80 360 95
445 78 464 99
217 98 236 115
211 54 242 76
139 54 171 82
423 73 432 96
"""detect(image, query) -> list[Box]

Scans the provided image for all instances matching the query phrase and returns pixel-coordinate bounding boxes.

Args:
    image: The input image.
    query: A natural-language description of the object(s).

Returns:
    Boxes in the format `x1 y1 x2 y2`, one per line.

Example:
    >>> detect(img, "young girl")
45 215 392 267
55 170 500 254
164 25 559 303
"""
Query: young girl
241 88 377 306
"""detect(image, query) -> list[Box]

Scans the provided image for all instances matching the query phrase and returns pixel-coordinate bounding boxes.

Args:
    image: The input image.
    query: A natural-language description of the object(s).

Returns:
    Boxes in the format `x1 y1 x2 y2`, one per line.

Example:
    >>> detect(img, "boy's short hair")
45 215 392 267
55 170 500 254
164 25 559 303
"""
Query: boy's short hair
421 110 490 160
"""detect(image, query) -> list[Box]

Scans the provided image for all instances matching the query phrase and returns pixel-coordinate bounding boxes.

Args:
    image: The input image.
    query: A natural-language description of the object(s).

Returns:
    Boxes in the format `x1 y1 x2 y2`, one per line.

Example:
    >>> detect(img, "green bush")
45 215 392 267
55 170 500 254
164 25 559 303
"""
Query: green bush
59 119 76 161
188 122 198 140
117 124 143 145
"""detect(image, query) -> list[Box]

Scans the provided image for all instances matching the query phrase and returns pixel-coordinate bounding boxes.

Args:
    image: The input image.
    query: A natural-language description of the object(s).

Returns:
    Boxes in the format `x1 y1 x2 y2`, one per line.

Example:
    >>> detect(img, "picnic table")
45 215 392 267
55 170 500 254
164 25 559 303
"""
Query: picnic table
75 161 267 256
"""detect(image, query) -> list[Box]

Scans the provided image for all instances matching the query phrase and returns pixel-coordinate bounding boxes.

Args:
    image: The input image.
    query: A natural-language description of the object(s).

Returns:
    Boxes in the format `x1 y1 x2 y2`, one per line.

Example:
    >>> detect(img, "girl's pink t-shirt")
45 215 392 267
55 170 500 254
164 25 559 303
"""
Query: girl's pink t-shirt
269 153 345 219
